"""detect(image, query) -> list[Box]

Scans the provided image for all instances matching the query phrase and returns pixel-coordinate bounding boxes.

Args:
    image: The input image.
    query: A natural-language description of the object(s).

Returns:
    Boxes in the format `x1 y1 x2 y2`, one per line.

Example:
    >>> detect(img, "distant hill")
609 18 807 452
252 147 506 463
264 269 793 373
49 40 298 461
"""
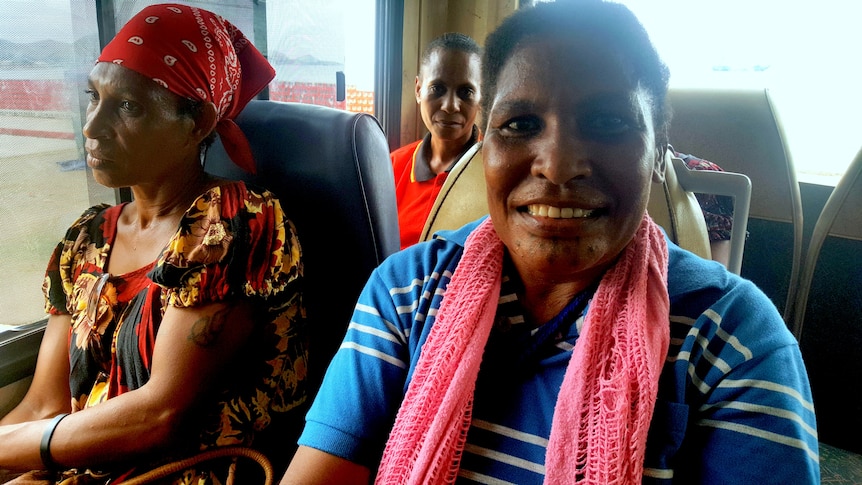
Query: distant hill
0 37 341 71
266 52 341 67
0 39 72 65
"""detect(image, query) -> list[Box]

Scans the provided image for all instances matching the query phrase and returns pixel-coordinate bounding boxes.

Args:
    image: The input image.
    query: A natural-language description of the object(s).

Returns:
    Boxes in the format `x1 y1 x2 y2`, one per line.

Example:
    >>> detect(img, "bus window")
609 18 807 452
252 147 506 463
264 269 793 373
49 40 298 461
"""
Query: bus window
616 0 862 186
0 0 112 332
0 0 377 335
267 0 376 114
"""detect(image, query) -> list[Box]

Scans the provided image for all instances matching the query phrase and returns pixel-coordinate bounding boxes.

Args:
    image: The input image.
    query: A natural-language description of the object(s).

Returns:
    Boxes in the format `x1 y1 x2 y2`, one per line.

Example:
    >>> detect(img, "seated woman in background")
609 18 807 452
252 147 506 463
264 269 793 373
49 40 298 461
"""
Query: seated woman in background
0 4 306 484
391 32 482 249
677 150 736 266
281 1 818 484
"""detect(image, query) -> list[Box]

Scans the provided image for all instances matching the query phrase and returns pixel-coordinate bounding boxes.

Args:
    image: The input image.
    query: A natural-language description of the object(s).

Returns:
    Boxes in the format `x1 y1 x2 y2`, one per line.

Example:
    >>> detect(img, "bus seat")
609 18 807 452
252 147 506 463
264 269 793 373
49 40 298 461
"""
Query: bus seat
657 155 752 275
204 100 400 471
790 145 862 457
667 88 802 321
419 143 751 274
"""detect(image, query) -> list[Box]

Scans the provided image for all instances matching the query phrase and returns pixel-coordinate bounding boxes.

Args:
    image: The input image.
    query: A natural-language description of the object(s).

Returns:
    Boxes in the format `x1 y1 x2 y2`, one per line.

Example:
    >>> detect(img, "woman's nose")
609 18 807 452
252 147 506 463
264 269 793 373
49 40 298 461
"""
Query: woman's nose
441 92 458 113
531 123 591 185
82 105 109 140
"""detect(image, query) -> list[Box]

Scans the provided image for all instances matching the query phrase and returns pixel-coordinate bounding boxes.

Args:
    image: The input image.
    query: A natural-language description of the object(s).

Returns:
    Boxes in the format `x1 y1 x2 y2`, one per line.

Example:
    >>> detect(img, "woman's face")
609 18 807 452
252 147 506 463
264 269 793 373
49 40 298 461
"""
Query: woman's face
482 38 663 282
415 48 481 145
83 62 199 188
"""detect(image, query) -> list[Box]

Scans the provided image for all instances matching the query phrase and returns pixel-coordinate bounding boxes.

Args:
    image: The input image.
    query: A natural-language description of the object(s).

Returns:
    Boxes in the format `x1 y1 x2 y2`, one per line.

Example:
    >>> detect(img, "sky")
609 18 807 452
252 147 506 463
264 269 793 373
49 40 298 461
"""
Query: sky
0 0 76 43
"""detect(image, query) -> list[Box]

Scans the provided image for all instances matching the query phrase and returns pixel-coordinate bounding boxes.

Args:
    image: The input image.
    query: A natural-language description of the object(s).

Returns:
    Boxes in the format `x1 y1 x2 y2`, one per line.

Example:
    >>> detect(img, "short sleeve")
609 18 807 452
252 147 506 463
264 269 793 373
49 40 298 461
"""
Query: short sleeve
42 204 114 315
151 181 302 308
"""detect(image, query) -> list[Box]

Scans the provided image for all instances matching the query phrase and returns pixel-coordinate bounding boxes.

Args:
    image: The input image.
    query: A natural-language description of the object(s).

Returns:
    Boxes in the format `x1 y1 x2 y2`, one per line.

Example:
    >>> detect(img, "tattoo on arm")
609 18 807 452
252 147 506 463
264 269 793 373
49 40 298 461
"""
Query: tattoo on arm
188 306 231 347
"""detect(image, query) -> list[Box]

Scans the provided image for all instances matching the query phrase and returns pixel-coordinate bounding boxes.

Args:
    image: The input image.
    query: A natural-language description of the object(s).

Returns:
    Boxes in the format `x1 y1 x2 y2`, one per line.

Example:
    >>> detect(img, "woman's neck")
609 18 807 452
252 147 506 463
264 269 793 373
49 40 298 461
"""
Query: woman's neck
110 169 217 274
130 169 214 227
427 133 473 175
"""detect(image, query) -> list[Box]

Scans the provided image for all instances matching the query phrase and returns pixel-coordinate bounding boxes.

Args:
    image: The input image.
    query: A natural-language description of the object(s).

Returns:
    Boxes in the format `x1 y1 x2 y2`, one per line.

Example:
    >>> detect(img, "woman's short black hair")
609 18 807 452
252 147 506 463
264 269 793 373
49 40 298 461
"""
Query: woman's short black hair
481 0 671 144
420 32 481 69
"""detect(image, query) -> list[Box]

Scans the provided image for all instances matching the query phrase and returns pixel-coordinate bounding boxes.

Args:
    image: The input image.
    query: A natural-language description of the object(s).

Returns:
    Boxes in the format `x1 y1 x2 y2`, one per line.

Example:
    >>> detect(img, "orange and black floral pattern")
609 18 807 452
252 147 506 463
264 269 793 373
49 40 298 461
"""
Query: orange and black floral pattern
42 181 306 482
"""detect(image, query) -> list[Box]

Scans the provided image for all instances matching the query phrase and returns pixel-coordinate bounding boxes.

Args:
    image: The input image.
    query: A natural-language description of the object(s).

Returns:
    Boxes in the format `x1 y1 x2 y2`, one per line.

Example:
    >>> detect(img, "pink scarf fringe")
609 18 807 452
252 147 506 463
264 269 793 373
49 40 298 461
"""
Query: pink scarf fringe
376 216 669 484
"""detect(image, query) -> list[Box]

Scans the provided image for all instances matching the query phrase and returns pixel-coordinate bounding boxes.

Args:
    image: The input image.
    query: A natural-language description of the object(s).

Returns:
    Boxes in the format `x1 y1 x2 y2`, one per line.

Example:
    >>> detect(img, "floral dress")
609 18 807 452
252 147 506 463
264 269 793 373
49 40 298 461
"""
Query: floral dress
42 181 306 483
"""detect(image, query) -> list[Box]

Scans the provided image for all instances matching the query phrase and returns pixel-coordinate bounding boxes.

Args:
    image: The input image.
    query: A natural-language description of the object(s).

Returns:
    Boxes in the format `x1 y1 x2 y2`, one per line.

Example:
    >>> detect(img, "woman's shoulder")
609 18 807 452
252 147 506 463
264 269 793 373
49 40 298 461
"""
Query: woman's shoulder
390 139 423 169
58 202 121 243
71 202 118 226
153 179 300 305
186 180 289 229
377 218 480 276
201 179 280 210
666 242 791 342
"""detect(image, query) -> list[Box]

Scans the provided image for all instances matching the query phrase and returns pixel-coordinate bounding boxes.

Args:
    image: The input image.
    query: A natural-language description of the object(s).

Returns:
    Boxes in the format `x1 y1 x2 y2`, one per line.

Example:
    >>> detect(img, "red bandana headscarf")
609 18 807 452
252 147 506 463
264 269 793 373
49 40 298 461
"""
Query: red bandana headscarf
98 3 275 173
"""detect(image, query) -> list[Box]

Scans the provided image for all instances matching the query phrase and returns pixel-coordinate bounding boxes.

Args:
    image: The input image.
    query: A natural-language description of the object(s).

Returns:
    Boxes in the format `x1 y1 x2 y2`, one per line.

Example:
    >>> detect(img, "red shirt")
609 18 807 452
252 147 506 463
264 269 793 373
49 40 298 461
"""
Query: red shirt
391 128 480 249
391 137 447 249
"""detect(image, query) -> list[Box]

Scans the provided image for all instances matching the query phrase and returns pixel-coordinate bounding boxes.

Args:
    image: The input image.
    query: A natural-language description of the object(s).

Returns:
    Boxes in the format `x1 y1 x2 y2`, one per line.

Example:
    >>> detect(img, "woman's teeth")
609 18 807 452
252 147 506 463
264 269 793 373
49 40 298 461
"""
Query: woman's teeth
527 204 595 219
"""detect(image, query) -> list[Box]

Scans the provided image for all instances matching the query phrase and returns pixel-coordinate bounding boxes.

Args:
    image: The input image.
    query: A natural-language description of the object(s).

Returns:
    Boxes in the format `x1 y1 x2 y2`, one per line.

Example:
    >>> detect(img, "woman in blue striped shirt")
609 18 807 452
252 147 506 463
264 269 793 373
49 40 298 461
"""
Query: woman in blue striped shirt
282 2 819 484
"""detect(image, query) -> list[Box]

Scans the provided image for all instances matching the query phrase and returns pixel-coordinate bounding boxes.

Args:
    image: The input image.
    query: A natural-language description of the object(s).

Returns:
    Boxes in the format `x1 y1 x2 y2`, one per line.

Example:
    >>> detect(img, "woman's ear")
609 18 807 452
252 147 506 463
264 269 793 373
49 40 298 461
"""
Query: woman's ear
652 145 667 184
415 75 422 104
193 101 219 145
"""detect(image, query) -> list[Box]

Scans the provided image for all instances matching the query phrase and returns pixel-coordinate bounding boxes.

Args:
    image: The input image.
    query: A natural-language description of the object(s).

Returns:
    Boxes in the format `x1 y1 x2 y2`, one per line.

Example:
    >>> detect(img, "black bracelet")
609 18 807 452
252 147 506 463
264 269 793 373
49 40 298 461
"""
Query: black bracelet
39 413 70 471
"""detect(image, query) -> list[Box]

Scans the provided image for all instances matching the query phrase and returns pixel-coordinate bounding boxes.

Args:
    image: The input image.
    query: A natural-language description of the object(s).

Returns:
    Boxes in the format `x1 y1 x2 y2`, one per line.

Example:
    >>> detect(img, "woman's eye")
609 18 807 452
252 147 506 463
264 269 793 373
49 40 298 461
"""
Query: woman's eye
119 100 140 113
458 87 475 100
581 114 631 137
84 89 98 102
501 116 541 135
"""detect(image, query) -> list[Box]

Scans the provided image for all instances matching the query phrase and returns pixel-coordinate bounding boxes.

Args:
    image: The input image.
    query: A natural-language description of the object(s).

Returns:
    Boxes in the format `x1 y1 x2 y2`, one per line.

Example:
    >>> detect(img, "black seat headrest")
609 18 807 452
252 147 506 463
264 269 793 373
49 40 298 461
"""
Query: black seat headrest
205 100 399 392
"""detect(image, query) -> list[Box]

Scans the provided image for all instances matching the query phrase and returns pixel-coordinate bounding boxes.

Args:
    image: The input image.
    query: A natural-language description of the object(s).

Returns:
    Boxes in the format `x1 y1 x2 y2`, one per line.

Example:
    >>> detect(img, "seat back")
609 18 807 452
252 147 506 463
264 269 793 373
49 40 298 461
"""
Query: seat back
646 150 711 261
667 88 803 318
791 146 862 454
205 100 400 468
420 143 485 242
420 143 750 271
658 156 752 274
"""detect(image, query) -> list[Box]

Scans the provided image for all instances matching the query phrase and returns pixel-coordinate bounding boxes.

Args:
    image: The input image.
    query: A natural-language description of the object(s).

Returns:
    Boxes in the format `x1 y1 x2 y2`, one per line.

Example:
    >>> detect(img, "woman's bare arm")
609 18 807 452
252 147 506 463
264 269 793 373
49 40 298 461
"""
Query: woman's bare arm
710 240 731 268
1 314 73 425
0 301 255 471
280 446 371 485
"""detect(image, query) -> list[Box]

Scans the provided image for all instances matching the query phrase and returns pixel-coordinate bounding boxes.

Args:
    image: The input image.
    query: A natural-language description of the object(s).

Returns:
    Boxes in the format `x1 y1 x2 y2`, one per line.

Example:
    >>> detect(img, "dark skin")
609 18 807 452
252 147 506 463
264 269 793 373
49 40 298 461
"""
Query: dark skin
482 38 664 324
0 63 256 472
415 48 481 175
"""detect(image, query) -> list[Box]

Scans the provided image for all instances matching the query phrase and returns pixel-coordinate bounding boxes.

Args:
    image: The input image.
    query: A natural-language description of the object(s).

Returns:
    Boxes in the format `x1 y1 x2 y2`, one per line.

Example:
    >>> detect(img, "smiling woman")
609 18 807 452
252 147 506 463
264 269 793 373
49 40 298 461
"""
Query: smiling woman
280 2 819 484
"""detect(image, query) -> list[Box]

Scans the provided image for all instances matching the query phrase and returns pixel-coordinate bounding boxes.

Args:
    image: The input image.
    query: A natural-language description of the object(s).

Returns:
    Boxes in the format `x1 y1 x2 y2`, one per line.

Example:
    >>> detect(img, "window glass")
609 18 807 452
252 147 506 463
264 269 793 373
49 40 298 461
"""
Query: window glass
0 0 111 332
618 0 862 186
0 0 378 334
267 0 376 114
111 1 256 39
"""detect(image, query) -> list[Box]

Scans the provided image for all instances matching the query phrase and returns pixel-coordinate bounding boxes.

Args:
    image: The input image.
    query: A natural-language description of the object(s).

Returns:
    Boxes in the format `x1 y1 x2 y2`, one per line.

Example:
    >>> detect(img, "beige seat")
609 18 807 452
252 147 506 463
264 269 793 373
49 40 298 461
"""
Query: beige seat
667 88 802 319
790 146 862 338
789 145 862 468
420 142 751 275
659 154 752 274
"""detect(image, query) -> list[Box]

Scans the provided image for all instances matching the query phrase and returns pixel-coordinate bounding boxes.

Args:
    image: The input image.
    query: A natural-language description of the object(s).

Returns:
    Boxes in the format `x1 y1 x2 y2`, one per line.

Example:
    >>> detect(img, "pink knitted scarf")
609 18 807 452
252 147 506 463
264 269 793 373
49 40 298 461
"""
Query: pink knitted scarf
375 215 670 484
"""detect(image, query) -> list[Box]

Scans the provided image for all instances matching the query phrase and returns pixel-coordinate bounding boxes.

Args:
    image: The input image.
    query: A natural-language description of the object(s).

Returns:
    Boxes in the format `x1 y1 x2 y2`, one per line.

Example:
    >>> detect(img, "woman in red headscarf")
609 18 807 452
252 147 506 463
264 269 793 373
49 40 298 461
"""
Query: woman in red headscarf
0 4 306 484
